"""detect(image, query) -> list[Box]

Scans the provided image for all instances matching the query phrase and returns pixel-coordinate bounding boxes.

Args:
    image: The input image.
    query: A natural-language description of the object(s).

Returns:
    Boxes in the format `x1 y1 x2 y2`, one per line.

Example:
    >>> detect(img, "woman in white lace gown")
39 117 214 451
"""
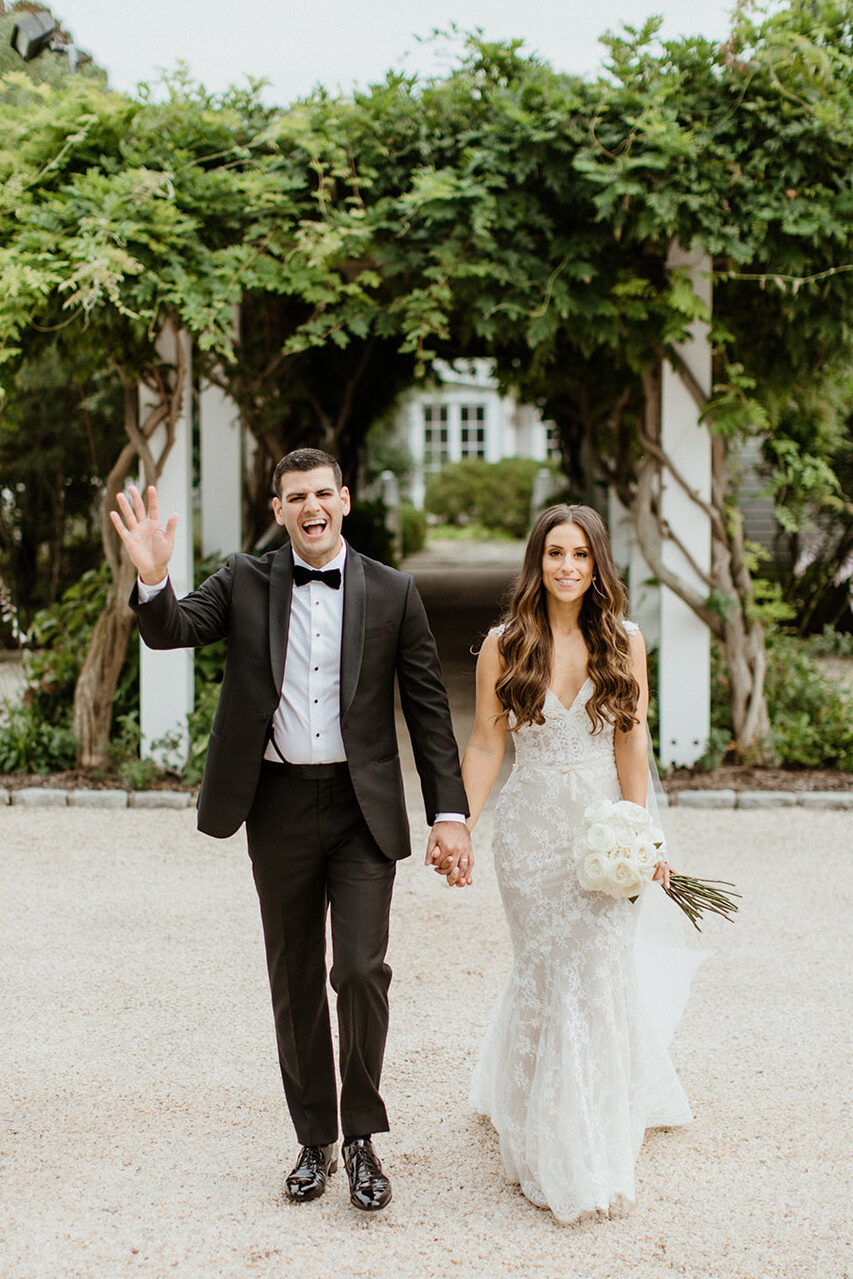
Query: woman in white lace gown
462 504 694 1225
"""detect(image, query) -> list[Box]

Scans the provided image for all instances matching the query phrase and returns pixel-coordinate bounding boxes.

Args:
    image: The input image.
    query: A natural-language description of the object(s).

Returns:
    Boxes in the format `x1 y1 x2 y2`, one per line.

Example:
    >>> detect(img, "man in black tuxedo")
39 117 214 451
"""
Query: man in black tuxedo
111 448 472 1212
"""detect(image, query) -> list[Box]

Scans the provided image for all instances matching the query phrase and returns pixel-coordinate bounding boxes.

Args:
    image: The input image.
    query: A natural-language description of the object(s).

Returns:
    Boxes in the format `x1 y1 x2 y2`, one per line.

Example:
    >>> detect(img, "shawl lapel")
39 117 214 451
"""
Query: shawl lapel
340 548 366 720
268 545 294 692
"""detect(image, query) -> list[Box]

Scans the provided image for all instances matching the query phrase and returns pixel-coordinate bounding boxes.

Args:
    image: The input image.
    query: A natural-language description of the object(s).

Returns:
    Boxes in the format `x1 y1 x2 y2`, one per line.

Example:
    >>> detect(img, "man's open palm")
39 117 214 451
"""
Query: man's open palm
110 484 178 585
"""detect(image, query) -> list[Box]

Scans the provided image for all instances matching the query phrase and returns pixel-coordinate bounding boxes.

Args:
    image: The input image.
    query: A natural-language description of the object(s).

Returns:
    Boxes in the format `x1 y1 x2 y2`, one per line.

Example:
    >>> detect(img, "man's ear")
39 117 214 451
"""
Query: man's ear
272 496 286 526
340 486 352 516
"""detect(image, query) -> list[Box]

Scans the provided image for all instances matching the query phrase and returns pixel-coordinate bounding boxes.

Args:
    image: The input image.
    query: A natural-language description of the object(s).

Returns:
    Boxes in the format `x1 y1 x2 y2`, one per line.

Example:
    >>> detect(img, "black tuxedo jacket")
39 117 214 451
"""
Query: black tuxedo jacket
130 544 468 856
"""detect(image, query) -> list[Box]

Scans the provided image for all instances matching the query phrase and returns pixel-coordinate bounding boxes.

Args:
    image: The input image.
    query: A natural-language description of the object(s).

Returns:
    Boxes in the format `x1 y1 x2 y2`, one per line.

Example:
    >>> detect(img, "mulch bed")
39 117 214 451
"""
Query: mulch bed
0 770 192 792
2 765 850 793
663 764 851 793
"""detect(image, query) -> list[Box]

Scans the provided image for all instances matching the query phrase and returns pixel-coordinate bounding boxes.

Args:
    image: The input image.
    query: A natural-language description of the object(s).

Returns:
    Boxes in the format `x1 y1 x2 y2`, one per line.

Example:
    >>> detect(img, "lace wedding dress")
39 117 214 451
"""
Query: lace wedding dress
470 630 696 1224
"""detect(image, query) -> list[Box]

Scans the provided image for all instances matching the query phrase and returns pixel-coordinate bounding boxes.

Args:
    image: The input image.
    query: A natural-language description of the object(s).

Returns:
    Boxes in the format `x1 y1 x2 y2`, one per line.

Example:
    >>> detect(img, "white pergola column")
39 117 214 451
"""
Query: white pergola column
658 245 712 768
139 326 194 767
199 378 242 558
408 396 426 508
607 491 660 649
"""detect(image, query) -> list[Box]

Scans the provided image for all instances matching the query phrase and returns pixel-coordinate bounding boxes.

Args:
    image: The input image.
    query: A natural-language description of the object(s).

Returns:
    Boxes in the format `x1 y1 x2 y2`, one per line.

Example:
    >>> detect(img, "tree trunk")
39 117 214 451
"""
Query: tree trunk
71 322 186 767
71 558 136 767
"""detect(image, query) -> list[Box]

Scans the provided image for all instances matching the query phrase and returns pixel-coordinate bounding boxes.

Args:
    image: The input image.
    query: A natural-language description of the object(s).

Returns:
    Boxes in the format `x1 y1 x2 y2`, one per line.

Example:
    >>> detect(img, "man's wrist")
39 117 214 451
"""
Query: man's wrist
137 573 168 602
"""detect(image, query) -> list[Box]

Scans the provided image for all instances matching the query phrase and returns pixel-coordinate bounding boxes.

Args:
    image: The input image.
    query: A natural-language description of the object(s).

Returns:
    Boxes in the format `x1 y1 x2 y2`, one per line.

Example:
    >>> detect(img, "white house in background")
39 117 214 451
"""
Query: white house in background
400 358 560 508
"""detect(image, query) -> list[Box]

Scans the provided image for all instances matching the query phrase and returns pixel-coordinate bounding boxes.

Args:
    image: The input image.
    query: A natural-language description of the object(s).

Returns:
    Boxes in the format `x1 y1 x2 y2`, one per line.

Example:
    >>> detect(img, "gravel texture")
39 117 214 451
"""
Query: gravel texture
2 803 851 1279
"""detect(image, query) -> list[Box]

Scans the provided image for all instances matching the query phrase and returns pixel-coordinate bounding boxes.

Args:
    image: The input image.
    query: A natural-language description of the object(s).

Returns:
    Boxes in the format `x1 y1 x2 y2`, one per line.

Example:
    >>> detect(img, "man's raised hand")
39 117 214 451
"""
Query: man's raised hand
110 485 178 585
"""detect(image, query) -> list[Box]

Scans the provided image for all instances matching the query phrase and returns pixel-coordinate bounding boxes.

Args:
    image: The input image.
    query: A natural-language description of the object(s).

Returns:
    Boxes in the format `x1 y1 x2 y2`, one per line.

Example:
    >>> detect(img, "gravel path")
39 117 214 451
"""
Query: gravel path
2 803 850 1279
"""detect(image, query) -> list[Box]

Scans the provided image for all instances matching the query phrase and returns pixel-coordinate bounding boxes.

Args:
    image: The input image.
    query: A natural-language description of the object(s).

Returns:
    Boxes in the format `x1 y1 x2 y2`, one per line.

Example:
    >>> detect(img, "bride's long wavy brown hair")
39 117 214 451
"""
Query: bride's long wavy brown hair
495 504 639 734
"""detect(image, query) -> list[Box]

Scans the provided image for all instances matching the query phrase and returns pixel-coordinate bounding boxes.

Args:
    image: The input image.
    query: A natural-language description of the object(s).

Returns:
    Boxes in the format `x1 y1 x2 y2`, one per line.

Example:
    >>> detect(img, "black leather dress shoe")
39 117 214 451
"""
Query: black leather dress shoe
285 1144 338 1202
342 1137 392 1211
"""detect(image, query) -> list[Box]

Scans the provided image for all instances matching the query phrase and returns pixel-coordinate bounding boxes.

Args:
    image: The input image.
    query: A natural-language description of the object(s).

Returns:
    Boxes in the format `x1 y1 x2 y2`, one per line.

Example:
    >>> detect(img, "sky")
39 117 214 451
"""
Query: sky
45 0 751 103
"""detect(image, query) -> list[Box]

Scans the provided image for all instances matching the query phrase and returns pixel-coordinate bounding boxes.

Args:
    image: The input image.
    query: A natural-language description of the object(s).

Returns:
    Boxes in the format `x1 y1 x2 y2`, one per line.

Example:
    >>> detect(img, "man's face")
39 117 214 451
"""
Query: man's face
272 466 351 567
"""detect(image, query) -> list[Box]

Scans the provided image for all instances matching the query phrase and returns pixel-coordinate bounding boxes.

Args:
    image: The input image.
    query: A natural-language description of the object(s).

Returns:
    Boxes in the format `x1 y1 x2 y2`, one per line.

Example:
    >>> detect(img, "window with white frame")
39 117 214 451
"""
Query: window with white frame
460 404 486 459
423 404 449 471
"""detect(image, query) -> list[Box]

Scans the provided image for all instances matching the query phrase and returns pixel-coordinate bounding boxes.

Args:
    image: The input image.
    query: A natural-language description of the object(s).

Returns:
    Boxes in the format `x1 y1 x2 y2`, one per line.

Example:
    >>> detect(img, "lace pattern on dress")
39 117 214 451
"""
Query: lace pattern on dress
470 640 693 1225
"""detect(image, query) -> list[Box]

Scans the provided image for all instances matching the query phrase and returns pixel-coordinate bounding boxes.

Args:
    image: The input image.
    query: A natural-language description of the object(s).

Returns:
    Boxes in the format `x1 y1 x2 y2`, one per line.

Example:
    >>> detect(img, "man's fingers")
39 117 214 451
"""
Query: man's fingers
109 509 128 541
114 490 135 528
145 485 160 525
164 514 179 548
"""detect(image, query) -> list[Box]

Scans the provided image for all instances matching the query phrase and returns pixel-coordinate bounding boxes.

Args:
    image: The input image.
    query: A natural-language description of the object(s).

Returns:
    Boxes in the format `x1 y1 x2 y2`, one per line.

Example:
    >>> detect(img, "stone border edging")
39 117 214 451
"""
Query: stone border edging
0 786 850 811
668 789 852 810
0 787 195 809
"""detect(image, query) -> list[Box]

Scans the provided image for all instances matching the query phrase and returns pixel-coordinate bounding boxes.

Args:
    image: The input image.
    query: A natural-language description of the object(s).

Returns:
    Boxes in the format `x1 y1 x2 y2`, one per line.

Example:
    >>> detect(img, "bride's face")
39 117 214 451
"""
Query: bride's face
541 522 594 604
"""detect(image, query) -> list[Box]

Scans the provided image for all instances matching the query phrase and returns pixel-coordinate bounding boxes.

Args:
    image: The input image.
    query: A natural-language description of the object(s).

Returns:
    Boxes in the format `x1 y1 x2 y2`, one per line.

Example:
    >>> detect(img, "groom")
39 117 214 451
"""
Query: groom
111 448 472 1212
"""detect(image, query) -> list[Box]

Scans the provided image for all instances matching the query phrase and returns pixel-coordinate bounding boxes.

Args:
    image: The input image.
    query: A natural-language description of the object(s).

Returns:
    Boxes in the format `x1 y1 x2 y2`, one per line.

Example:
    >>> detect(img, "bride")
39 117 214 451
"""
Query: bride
461 503 696 1224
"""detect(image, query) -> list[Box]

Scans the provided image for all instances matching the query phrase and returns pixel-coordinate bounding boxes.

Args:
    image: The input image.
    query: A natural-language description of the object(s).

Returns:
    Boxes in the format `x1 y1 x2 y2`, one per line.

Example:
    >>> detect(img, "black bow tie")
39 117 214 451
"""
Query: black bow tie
293 564 342 589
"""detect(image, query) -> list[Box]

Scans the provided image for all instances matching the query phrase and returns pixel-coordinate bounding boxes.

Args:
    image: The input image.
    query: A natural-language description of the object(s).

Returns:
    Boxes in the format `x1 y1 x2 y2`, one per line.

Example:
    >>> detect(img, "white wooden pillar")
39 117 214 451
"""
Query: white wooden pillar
408 397 426 508
607 491 660 648
199 378 242 557
658 245 712 768
139 326 194 767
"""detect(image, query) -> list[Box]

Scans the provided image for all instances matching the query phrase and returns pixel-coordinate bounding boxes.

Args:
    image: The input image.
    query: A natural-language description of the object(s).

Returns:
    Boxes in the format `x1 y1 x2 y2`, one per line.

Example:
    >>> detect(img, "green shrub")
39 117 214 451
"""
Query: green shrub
24 565 139 729
425 458 552 539
764 630 853 769
0 703 76 773
400 503 427 556
0 564 140 774
344 500 395 565
652 630 853 772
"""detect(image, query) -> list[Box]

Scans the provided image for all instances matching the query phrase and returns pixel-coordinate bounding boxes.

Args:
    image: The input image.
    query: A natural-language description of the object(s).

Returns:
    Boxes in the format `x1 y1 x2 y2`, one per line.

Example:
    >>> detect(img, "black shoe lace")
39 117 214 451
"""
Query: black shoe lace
297 1146 324 1175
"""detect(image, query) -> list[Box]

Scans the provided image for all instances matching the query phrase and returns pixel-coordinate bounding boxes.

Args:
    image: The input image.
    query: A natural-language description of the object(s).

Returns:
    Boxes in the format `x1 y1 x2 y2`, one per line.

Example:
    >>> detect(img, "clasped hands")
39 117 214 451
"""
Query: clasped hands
425 821 473 888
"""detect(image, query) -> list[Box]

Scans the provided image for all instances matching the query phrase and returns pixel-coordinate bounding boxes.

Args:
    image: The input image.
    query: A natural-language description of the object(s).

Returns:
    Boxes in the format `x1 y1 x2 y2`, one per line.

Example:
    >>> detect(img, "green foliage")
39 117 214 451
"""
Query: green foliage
763 629 853 768
425 458 549 538
106 713 161 790
1 5 852 756
654 628 853 772
0 702 75 773
23 565 138 727
344 500 396 565
0 563 139 773
0 336 125 632
807 625 853 658
400 503 427 556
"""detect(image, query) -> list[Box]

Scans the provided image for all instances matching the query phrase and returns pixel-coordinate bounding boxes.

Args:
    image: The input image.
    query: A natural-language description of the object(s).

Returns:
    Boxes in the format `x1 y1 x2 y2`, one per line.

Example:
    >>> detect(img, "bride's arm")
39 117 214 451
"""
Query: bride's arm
615 629 671 887
461 632 508 831
614 629 650 804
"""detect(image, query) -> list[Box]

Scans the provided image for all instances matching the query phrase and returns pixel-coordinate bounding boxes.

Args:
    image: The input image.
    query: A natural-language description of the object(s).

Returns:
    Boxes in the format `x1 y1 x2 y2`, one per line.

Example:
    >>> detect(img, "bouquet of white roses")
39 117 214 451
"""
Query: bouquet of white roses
573 799 663 899
574 797 741 930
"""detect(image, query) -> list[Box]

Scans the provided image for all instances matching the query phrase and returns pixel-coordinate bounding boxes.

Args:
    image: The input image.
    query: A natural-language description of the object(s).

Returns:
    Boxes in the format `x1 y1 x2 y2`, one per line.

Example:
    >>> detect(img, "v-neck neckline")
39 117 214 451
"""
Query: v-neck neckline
546 676 591 715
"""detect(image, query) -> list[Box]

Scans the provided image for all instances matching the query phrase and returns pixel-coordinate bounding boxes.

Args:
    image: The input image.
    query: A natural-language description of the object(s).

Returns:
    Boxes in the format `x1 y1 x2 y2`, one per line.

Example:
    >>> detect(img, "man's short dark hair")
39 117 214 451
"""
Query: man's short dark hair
273 449 343 496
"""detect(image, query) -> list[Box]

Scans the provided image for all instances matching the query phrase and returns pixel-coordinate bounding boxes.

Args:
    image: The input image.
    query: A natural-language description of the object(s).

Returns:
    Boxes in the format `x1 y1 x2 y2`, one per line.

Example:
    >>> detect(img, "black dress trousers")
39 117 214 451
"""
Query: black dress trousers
245 761 397 1146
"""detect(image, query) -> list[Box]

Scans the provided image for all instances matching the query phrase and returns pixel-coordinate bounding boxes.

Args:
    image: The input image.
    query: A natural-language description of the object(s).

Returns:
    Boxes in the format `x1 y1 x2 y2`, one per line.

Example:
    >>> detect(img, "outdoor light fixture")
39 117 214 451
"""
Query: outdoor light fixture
10 12 56 61
9 11 77 69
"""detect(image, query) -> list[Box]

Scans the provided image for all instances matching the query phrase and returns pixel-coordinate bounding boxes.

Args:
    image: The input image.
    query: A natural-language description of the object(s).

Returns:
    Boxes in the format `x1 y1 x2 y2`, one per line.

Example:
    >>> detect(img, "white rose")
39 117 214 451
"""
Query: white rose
578 851 609 890
612 800 651 833
582 799 614 829
584 820 617 853
609 855 647 898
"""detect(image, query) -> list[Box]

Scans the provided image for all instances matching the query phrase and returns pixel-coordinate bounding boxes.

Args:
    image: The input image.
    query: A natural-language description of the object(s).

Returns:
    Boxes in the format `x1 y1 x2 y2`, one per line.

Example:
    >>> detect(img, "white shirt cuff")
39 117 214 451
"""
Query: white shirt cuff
137 574 168 603
433 812 467 825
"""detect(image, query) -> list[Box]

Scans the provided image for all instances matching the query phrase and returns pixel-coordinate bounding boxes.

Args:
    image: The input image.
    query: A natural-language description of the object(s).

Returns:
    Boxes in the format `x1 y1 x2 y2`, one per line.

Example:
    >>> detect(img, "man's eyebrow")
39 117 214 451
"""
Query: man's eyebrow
285 487 335 500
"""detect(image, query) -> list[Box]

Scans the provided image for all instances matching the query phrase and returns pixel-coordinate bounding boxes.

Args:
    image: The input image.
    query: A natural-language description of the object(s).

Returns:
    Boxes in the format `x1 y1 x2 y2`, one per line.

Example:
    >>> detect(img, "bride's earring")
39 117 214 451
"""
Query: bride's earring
592 574 606 598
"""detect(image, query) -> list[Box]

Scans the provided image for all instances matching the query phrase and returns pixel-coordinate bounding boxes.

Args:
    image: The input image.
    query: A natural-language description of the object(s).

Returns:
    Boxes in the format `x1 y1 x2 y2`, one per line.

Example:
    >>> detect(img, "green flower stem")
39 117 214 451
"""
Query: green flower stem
664 873 741 933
